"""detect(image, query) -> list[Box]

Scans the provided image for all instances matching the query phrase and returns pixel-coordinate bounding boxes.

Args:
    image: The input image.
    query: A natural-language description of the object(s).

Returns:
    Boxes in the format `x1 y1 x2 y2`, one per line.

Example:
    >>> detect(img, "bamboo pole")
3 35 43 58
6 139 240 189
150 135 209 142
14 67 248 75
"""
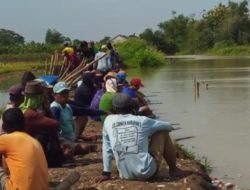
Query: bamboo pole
58 58 66 78
48 55 54 75
62 52 109 83
60 61 85 81
51 52 58 75
68 73 82 87
60 64 71 80
45 57 49 75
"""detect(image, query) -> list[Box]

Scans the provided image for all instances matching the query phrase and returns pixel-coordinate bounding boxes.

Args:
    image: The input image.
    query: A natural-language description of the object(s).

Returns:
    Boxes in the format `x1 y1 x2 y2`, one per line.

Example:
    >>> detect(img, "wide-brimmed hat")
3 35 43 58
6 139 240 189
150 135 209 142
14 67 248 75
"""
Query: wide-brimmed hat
24 81 44 95
104 71 117 81
112 93 133 109
53 81 70 94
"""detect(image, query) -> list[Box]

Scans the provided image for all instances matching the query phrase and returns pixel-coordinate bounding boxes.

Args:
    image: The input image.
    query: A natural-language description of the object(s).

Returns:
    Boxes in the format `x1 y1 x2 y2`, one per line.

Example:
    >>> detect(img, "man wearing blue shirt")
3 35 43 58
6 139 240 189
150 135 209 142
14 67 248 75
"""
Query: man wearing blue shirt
98 93 182 182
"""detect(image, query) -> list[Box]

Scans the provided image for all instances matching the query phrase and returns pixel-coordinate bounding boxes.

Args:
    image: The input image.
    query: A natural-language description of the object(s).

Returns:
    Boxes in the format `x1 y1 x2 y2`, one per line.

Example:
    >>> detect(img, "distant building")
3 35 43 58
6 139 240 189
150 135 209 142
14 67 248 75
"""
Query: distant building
110 34 128 44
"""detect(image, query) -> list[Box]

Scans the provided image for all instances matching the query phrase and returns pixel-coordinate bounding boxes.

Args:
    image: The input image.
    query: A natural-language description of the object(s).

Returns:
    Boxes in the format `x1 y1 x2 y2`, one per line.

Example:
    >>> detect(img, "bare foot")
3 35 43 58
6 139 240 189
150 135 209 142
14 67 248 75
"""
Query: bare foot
78 135 98 142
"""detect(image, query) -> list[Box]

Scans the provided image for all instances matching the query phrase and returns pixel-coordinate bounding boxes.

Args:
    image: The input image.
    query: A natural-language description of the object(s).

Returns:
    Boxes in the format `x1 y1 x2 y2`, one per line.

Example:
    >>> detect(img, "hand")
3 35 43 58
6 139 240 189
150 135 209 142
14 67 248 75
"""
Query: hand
94 175 111 183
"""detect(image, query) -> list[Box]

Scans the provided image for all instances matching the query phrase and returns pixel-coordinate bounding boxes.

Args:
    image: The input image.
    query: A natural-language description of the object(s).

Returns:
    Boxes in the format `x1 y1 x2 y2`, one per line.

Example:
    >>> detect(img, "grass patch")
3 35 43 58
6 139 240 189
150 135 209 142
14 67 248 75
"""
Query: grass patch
0 62 45 74
207 44 250 56
176 144 213 174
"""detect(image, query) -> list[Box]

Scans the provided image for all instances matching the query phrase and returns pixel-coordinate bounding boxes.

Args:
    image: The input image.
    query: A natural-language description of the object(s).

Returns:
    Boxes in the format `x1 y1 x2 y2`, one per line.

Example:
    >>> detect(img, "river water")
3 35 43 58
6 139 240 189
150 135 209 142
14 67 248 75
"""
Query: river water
136 56 250 189
0 57 249 188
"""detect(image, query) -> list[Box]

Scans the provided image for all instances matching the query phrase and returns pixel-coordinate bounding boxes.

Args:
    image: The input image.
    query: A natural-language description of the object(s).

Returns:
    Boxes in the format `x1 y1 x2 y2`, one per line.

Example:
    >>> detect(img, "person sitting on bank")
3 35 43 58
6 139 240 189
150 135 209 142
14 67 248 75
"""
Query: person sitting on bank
0 108 49 190
19 81 63 168
97 93 183 182
50 81 98 158
122 77 153 117
99 77 118 123
0 84 25 134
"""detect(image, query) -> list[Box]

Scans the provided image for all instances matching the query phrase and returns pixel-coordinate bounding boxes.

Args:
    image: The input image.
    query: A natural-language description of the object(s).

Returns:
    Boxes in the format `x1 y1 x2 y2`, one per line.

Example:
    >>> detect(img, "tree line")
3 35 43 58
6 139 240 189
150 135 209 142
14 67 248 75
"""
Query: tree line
0 0 249 55
140 0 250 54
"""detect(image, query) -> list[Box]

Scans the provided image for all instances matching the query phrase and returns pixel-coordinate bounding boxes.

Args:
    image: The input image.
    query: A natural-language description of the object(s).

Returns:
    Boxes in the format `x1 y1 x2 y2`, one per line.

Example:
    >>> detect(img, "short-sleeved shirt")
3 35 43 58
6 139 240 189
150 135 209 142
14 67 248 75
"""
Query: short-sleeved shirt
122 87 137 98
0 132 48 190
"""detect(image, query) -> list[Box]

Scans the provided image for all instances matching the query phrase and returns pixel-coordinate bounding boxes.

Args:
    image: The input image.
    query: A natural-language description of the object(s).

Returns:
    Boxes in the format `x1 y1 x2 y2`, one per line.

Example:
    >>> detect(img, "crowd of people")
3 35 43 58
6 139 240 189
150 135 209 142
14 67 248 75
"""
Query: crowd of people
0 41 184 190
62 41 121 73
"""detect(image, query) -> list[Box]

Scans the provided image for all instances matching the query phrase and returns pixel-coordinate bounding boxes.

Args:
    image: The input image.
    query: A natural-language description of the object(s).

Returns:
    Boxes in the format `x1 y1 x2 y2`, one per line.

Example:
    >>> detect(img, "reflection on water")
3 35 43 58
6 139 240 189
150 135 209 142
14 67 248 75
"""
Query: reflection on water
138 58 250 189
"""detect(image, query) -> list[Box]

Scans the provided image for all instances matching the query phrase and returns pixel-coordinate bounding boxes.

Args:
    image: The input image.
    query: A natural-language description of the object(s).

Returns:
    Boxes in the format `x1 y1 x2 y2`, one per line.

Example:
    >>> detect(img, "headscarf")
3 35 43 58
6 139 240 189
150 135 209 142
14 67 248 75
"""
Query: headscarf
105 78 117 93
19 94 43 113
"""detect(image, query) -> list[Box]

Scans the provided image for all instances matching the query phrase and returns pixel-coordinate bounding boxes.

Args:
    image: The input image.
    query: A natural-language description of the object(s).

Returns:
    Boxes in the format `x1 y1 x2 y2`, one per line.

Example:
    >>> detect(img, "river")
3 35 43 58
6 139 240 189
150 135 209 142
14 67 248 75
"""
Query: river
136 56 250 189
0 57 249 188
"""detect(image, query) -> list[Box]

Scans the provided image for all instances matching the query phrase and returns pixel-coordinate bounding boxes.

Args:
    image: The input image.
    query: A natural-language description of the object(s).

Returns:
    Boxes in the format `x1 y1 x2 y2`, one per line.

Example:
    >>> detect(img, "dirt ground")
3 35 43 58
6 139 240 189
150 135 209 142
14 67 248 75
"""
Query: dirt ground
48 120 215 190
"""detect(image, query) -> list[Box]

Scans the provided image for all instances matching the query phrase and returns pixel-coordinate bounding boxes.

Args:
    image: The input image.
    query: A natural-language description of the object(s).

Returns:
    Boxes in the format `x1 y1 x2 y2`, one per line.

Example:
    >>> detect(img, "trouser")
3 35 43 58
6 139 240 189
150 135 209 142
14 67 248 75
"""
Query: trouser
149 131 176 174
59 138 76 156
0 167 7 190
74 116 88 139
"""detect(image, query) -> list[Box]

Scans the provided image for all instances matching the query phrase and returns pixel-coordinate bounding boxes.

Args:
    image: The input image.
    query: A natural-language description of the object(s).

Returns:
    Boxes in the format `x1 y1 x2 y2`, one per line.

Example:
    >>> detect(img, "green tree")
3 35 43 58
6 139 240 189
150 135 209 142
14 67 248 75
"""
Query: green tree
45 29 70 44
99 36 111 44
0 29 25 46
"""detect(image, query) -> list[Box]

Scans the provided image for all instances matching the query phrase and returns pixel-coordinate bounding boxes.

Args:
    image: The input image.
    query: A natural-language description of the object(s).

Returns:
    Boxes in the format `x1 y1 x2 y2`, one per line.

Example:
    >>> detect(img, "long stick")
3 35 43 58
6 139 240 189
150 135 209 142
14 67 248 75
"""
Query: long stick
59 58 66 78
175 136 195 142
63 52 109 83
60 64 71 80
45 58 49 75
48 55 54 75
51 52 58 75
61 61 85 81
64 57 86 78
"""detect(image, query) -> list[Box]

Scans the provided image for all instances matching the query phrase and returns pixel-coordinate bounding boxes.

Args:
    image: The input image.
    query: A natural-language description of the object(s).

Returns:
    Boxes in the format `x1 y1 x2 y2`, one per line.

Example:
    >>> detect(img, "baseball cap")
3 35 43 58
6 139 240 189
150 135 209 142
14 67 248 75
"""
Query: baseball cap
8 84 24 96
53 81 70 94
130 77 144 88
112 93 133 109
116 73 126 81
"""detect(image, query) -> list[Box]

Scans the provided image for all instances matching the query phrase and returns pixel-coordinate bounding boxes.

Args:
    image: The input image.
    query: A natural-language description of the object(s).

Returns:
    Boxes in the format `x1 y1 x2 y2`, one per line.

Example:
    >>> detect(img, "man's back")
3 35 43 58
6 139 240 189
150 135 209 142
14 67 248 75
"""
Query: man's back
0 131 48 190
103 114 172 179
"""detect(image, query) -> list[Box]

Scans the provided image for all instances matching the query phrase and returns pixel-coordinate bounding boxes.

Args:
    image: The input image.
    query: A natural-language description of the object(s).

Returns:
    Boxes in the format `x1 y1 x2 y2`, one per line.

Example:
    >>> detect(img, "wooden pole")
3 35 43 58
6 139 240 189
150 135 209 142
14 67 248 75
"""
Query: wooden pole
51 52 58 75
48 55 54 75
61 61 85 81
196 81 200 97
62 52 109 83
194 78 196 101
45 57 49 75
58 58 66 78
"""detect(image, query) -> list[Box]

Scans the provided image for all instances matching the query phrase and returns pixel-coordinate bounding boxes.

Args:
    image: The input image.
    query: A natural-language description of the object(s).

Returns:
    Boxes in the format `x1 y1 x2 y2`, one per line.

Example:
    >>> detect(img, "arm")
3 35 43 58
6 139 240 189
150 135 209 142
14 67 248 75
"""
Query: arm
102 123 113 176
69 102 106 116
50 107 61 120
142 116 174 136
24 109 59 133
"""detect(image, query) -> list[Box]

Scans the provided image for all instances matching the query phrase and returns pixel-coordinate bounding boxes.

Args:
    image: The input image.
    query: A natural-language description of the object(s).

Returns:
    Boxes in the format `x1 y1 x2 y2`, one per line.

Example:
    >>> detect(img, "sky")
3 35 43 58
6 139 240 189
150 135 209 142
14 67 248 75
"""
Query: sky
0 0 243 43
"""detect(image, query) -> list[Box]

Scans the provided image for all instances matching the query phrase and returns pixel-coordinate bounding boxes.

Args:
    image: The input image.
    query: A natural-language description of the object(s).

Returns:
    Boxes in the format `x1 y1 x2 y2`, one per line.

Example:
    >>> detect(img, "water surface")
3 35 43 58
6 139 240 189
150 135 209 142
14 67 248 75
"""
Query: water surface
133 57 250 189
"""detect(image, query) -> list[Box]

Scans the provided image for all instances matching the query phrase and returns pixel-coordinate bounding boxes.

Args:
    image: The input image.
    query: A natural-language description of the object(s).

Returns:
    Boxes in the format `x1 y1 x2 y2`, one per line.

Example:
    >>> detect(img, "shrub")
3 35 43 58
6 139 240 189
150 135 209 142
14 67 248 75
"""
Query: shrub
116 38 168 68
